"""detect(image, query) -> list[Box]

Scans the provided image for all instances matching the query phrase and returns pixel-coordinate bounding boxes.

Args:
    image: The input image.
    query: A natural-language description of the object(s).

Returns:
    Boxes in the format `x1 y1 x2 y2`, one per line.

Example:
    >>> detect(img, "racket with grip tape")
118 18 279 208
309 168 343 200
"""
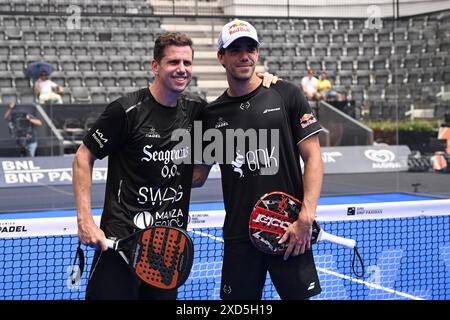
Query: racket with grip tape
249 191 364 277
104 226 194 290
72 227 194 290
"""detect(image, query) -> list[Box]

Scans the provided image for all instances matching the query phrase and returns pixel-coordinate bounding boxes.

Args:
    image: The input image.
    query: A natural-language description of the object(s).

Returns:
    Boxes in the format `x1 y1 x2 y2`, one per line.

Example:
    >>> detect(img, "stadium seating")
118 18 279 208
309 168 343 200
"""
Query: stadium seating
0 6 449 129
258 12 450 120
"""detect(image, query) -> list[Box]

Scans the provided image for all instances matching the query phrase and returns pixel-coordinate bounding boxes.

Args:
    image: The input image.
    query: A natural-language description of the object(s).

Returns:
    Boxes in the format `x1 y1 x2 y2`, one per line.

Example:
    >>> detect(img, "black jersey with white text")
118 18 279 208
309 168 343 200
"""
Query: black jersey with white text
83 88 206 240
201 81 323 242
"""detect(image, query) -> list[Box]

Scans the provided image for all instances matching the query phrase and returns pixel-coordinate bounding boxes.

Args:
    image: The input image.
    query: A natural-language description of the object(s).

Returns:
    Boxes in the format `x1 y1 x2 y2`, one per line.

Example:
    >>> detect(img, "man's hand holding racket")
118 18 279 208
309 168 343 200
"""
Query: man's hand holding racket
249 191 365 277
74 223 194 290
279 211 314 260
77 217 108 251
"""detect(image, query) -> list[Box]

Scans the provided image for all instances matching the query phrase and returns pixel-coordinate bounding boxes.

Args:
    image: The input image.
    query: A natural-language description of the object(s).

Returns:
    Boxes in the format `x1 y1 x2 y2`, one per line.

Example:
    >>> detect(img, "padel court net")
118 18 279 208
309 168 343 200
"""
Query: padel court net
0 198 449 300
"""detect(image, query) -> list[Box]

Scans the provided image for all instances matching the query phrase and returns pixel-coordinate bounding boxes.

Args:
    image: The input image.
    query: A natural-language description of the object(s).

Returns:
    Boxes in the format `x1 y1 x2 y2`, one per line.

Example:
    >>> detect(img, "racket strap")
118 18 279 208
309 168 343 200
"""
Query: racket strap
352 247 365 278
70 242 85 284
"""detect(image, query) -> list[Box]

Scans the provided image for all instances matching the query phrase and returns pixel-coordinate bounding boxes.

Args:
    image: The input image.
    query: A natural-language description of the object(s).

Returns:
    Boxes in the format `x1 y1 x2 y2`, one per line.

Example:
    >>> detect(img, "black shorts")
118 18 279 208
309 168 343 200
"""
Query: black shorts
85 250 178 300
220 240 321 300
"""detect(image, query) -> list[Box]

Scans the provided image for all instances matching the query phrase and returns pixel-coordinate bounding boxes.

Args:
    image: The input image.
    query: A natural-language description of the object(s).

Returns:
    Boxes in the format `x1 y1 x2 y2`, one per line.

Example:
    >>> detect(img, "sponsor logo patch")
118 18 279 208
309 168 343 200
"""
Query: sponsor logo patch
240 101 250 110
263 107 280 114
300 113 318 128
145 127 161 138
215 117 229 128
364 149 402 169
92 129 108 148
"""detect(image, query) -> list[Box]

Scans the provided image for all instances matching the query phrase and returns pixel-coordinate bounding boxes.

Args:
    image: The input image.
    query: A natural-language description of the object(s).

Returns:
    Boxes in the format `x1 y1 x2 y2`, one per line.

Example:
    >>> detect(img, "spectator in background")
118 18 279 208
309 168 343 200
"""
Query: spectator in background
301 68 321 101
34 71 64 104
4 101 42 157
317 71 344 102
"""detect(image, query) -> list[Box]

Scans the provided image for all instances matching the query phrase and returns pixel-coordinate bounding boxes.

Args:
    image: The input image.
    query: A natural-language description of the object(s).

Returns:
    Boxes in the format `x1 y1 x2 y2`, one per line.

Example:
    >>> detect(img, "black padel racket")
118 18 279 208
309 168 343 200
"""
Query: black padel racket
249 191 364 277
105 226 194 290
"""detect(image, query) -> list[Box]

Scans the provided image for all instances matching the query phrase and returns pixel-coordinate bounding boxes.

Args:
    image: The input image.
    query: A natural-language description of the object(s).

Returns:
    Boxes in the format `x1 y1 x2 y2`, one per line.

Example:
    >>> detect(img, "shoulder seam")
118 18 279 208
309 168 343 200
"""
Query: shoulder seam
125 96 150 114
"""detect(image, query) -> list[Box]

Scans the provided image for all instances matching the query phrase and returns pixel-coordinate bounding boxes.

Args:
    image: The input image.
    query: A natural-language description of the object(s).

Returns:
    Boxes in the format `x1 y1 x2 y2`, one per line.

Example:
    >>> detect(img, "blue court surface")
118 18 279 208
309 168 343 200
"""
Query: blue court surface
0 192 449 300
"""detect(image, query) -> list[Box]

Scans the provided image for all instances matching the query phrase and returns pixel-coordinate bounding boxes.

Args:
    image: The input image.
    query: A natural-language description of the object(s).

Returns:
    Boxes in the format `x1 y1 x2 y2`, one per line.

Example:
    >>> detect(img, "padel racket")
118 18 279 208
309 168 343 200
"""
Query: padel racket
249 191 364 277
105 226 194 290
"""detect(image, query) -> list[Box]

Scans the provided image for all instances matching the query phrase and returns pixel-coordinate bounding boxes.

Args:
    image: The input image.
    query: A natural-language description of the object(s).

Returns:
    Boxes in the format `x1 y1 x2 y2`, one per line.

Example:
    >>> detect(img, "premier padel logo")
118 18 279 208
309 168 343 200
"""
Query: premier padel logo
215 117 229 128
0 222 28 234
145 127 161 138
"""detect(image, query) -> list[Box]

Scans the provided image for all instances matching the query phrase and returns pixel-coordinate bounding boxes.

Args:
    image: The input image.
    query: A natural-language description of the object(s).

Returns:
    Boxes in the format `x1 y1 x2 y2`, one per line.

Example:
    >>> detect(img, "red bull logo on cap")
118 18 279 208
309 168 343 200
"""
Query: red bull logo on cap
228 21 243 29
219 19 259 49
300 113 317 128
228 21 251 35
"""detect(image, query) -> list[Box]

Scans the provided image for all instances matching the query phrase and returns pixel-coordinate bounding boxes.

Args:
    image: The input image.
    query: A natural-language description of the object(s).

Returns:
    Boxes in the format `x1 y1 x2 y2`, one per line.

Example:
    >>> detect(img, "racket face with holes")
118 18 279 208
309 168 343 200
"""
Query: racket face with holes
249 191 321 255
127 226 194 290
249 191 301 255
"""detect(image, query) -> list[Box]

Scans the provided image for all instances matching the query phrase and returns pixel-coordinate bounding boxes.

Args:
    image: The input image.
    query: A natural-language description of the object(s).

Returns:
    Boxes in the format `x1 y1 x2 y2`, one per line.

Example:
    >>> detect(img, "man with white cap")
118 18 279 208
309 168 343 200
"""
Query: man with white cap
194 19 324 300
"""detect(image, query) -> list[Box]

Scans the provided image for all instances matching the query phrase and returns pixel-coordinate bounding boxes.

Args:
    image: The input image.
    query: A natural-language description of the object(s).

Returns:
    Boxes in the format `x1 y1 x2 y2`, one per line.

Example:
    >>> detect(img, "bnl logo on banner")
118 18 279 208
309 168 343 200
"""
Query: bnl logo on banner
364 150 402 169
1 160 107 185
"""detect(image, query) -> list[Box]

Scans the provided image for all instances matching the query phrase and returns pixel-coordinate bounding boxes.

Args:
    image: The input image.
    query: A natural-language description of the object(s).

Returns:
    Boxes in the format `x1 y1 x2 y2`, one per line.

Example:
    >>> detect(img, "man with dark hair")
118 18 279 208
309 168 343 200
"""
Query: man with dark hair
73 32 205 300
194 20 324 300
153 32 194 63
73 31 277 300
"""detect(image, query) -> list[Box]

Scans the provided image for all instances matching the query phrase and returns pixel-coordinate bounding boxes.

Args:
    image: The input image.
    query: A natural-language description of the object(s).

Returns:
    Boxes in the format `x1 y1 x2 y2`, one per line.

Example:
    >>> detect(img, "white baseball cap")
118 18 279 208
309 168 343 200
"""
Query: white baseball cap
218 19 260 50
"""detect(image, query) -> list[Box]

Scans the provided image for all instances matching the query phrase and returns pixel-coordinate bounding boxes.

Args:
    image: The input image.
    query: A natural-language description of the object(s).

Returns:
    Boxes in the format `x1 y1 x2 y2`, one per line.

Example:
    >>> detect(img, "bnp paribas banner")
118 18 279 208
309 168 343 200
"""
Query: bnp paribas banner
0 156 108 188
0 145 411 188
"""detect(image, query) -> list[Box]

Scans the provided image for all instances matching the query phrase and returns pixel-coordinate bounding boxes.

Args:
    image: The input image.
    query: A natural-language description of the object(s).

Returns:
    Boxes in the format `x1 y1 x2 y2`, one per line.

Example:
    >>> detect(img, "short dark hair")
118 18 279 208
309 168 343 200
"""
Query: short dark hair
153 32 194 63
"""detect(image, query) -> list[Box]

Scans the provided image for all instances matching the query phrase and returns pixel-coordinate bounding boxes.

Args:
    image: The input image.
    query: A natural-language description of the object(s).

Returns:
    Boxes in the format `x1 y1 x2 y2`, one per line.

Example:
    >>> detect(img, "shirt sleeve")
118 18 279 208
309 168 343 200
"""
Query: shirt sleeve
284 82 323 145
82 101 128 159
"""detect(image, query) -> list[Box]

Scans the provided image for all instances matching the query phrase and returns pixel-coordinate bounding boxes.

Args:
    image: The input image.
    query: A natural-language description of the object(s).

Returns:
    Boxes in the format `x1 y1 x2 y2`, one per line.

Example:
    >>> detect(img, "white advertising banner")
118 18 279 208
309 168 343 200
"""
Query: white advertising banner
0 145 411 187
